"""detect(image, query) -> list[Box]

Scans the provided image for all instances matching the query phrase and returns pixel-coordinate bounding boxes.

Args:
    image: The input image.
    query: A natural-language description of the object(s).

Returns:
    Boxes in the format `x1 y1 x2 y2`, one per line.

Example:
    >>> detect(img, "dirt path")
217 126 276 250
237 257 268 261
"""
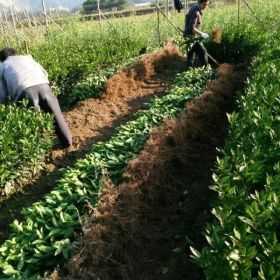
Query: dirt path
60 64 249 280
0 43 185 243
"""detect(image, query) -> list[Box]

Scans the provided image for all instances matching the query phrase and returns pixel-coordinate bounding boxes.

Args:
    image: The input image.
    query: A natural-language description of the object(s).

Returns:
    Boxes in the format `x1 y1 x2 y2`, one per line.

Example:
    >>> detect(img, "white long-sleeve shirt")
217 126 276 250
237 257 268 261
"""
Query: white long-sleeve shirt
0 55 49 103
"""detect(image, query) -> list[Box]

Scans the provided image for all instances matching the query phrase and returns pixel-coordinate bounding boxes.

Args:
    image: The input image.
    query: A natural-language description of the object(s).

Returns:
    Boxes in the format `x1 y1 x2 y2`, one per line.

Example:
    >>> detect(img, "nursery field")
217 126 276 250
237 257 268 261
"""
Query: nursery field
0 0 279 279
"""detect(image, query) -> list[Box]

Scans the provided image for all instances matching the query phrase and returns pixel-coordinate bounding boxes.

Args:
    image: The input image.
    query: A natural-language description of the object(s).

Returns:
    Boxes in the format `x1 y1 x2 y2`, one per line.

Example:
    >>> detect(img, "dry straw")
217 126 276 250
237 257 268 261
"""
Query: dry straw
212 28 222 44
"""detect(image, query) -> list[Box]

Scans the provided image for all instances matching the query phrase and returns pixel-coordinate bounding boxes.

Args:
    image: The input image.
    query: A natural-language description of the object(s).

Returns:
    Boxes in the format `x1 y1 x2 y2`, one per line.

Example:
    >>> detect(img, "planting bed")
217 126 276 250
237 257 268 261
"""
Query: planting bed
0 40 253 279
54 63 249 280
0 43 185 264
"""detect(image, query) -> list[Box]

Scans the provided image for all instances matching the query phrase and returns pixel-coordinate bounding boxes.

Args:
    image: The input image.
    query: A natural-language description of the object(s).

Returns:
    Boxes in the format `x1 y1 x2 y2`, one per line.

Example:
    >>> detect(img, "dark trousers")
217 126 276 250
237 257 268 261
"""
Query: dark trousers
20 84 72 147
186 42 208 67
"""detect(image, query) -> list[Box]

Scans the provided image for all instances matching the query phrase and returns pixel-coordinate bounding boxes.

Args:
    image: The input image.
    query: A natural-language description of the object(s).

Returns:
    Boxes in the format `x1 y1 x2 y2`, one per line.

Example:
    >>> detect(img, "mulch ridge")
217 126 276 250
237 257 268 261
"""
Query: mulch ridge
59 63 249 280
0 43 185 244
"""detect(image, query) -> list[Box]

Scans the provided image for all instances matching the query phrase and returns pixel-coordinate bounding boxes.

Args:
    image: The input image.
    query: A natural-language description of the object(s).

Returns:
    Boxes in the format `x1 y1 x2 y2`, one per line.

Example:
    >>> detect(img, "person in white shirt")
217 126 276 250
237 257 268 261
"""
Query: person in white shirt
0 47 72 148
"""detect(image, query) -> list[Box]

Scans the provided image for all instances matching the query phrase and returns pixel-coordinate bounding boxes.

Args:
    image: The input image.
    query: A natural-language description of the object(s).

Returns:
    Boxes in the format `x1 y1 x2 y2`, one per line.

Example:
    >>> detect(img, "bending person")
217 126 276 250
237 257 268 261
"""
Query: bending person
0 47 72 148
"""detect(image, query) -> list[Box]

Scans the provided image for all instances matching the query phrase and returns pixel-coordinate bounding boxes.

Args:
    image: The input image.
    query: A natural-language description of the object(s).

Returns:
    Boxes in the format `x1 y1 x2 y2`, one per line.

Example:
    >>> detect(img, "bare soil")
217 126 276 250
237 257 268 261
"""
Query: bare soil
0 43 185 243
55 63 249 280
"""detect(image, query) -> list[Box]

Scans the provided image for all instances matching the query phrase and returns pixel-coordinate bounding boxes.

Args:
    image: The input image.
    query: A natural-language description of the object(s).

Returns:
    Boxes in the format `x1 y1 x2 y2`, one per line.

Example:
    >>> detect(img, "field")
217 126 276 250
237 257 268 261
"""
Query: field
0 0 279 279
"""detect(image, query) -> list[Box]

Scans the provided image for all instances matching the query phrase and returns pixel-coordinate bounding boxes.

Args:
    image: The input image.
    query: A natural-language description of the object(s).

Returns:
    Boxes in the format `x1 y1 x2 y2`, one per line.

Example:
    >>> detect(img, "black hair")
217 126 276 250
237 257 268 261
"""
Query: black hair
0 47 17 62
198 0 209 3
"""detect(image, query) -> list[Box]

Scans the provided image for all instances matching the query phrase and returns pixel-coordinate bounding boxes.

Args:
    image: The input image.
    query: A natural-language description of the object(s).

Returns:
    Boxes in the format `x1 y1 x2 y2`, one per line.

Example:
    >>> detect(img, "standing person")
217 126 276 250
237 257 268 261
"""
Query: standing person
0 47 72 148
183 0 210 68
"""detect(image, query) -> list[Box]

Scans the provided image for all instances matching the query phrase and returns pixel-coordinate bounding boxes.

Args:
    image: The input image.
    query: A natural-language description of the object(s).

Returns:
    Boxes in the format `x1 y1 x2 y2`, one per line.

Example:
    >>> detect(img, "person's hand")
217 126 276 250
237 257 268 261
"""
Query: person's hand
201 32 209 39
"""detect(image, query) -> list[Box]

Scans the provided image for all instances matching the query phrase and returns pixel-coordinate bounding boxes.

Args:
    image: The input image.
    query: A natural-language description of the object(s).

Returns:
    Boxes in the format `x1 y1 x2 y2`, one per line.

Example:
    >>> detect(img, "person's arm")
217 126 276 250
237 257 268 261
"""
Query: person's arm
0 66 8 105
193 26 203 36
0 78 8 105
190 12 209 39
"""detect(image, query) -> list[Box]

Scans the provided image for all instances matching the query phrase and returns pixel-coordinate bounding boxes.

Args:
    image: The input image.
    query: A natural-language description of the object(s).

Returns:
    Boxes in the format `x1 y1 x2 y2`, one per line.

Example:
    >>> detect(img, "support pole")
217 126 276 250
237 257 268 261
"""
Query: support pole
49 4 52 16
237 0 240 24
42 12 80 47
0 14 9 46
3 9 8 23
9 5 20 47
156 0 161 45
24 40 29 53
97 0 102 34
41 0 50 38
156 4 183 33
101 13 113 27
241 0 261 24
24 8 33 29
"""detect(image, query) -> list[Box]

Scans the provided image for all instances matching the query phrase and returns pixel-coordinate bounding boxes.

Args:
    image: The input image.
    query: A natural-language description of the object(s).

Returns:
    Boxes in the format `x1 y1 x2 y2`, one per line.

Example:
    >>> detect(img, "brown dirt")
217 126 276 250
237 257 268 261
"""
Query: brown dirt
0 43 185 243
56 63 249 280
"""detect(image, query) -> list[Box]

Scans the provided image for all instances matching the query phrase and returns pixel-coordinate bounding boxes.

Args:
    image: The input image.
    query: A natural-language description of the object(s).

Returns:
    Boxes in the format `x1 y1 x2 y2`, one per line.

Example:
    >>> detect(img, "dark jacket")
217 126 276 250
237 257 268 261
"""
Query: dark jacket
183 5 202 37
174 0 183 12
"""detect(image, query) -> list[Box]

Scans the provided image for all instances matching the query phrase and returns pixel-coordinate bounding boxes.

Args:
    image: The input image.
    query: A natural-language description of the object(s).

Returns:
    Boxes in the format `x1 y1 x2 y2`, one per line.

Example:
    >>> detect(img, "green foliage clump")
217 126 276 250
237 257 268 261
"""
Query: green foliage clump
192 18 280 280
0 103 54 198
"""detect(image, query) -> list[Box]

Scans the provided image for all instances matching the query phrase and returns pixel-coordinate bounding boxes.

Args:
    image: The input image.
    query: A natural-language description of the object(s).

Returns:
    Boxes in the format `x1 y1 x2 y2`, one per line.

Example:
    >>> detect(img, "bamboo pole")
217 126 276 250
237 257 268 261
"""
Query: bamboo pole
49 4 52 17
97 0 102 34
41 0 50 37
14 5 21 23
24 9 34 30
41 12 80 47
0 14 9 46
156 4 183 33
30 8 40 27
3 9 8 23
237 0 240 24
9 5 20 47
156 0 160 45
24 40 29 53
2 21 30 45
241 0 261 24
2 11 10 45
101 13 113 27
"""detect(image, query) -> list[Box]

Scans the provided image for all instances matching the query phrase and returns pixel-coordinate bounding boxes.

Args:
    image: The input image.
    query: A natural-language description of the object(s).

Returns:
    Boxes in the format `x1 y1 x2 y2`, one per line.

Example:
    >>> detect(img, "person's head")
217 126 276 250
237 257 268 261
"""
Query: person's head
198 0 210 11
0 47 17 62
